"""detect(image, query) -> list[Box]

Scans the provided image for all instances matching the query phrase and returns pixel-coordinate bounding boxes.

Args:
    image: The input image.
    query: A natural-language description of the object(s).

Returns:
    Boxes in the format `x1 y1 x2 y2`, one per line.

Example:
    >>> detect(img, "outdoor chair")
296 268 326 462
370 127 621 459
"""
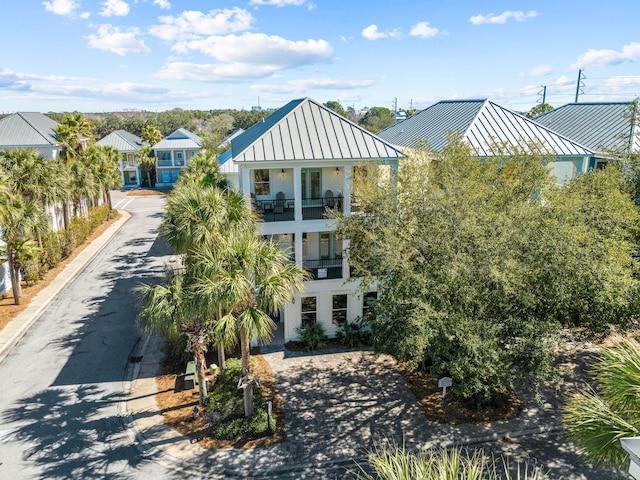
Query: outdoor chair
324 190 335 208
274 191 286 214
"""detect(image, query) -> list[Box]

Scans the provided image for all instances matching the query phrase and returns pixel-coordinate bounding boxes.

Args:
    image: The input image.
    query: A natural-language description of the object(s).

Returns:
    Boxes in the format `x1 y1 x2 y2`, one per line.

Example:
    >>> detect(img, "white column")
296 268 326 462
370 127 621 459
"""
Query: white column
294 166 302 222
343 165 352 215
240 167 251 197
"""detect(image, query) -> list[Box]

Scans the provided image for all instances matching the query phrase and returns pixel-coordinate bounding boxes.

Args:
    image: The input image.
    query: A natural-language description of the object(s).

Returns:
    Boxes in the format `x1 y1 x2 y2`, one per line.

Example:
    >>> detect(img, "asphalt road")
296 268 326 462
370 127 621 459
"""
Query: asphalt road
0 193 176 479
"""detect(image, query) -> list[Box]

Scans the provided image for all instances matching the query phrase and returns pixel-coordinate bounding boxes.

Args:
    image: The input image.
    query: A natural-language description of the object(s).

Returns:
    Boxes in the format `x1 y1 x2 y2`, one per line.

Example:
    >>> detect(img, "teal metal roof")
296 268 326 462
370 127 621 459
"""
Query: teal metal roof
226 97 403 164
535 102 639 154
96 129 145 152
0 112 58 148
378 99 593 157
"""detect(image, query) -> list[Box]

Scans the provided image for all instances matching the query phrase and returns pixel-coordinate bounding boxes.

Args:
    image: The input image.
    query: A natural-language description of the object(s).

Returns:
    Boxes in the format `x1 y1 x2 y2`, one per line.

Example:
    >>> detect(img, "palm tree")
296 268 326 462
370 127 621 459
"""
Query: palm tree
195 232 307 416
177 149 228 189
80 145 122 213
136 146 156 189
0 149 58 246
137 268 213 405
564 336 640 469
0 193 47 304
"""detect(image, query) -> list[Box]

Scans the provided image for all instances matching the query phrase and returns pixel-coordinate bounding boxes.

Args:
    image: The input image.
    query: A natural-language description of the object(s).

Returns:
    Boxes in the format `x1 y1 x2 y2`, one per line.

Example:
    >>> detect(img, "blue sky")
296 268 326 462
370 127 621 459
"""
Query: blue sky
1 0 639 114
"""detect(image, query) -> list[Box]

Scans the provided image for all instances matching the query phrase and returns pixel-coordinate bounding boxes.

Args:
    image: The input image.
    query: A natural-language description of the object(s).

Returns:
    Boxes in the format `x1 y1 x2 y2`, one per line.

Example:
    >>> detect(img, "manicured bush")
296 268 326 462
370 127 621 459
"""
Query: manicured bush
336 317 371 348
40 230 62 269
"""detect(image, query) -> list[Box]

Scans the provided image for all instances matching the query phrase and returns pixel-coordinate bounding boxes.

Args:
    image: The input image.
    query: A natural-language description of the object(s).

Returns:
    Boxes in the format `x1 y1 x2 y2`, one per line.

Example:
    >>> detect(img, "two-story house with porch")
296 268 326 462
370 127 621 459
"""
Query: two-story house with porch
152 128 202 188
219 98 403 343
96 129 147 188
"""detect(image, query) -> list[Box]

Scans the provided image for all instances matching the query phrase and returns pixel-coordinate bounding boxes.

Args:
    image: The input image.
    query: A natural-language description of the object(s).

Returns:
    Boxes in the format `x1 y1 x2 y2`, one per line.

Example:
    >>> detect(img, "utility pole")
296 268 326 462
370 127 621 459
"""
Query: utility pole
541 85 547 104
574 70 585 103
393 97 398 122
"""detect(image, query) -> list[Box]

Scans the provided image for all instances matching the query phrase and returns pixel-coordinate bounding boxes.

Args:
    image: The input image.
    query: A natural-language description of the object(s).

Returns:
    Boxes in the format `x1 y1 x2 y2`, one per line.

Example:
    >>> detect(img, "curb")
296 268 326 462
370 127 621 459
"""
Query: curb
0 211 131 364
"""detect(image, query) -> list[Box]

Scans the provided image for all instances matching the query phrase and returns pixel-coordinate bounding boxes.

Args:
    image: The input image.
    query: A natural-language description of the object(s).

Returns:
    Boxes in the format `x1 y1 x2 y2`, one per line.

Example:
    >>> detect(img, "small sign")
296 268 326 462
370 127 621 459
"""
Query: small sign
267 401 272 416
317 268 328 279
438 376 453 399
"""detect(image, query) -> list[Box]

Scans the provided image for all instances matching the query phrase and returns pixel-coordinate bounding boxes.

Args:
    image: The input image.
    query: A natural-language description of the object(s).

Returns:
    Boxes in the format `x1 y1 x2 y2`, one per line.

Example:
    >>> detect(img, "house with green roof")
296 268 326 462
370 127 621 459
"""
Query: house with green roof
534 101 639 169
96 129 147 188
377 99 595 185
219 97 403 342
152 128 202 187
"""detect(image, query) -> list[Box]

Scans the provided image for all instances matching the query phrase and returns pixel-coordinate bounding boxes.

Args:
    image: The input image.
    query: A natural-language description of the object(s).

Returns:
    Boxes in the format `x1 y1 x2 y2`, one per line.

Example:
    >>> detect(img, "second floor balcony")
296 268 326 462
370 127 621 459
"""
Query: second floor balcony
253 194 343 222
303 256 343 280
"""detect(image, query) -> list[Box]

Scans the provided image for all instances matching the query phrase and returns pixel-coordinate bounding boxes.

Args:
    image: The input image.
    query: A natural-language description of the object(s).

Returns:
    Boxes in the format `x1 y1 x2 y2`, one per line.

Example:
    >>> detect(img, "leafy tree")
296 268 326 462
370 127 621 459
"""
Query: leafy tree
323 101 347 117
605 98 640 200
230 109 271 131
526 103 554 118
337 137 640 404
358 106 395 133
564 336 640 469
93 114 124 140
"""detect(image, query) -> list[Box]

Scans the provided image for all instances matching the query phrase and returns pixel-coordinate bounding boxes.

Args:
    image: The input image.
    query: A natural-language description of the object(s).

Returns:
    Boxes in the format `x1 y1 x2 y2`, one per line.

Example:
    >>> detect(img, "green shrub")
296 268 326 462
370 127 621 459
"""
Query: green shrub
336 317 371 348
40 230 62 269
296 323 328 351
59 229 77 259
22 259 43 285
205 357 270 439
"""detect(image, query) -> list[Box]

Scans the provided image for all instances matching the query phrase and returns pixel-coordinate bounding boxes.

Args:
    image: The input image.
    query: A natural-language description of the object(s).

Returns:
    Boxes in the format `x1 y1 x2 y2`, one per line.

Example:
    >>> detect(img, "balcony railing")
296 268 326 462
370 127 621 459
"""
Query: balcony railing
303 256 343 280
253 195 344 222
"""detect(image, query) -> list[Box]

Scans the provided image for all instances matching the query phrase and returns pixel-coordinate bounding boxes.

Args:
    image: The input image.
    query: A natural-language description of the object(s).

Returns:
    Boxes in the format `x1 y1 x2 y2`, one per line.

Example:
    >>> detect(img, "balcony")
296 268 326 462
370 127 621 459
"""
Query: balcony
303 257 343 280
253 195 344 222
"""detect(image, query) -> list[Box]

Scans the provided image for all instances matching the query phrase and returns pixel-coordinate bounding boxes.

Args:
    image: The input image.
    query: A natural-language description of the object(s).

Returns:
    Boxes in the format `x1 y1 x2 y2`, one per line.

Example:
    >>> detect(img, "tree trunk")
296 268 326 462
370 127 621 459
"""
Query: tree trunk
7 246 21 305
63 200 70 229
105 188 113 219
147 170 152 189
239 328 254 417
217 342 226 371
243 383 254 417
191 336 209 405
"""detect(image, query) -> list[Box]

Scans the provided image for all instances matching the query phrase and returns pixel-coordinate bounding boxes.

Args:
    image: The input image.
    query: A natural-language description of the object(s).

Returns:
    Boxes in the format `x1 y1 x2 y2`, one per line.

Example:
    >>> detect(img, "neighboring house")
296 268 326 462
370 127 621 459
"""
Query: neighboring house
152 128 202 187
377 99 595 185
0 112 61 159
534 101 640 169
219 97 403 342
96 129 147 188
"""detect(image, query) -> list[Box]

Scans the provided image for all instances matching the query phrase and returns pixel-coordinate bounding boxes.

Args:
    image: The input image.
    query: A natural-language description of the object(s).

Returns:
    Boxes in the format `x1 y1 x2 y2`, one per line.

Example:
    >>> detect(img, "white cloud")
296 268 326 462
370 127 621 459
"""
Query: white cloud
149 8 254 42
361 24 400 41
252 77 374 93
180 33 332 66
43 0 79 16
470 10 537 25
100 0 130 17
249 0 312 6
86 25 151 56
156 62 280 82
153 0 171 9
571 42 640 69
156 34 333 82
410 21 442 38
604 76 640 89
520 64 553 77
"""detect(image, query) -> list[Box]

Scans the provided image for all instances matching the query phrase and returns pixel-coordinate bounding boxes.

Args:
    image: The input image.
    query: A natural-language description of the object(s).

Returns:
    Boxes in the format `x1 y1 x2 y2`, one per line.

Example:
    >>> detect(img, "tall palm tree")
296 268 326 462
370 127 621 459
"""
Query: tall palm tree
137 268 214 405
80 145 122 213
564 336 640 469
195 232 307 416
0 193 47 304
0 149 58 245
140 125 162 188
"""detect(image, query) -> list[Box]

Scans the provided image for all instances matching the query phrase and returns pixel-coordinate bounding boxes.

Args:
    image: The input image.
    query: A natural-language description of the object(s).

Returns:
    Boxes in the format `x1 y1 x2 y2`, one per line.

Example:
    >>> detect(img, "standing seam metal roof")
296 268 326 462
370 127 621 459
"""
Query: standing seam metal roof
96 130 146 152
535 102 640 153
0 112 59 147
227 98 403 163
377 99 593 157
152 128 203 150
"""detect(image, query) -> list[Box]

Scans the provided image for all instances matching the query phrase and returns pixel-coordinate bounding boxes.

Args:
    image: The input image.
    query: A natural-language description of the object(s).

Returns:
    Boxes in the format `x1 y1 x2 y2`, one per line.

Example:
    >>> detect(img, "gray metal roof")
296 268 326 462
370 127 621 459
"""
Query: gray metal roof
378 99 593 157
226 97 403 163
96 129 146 152
0 112 59 148
153 128 202 150
534 102 639 154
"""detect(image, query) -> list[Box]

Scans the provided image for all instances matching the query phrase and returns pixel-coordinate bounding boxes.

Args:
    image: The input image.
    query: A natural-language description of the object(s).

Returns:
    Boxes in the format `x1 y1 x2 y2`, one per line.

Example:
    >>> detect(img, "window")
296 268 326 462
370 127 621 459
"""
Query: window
301 296 317 327
363 292 377 320
301 168 322 199
175 152 184 166
332 294 347 325
254 169 270 195
127 153 134 167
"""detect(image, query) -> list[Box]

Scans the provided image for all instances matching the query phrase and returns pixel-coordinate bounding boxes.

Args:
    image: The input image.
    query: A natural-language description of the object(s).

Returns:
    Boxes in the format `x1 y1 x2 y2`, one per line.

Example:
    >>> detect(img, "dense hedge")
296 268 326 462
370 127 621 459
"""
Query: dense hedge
22 204 115 285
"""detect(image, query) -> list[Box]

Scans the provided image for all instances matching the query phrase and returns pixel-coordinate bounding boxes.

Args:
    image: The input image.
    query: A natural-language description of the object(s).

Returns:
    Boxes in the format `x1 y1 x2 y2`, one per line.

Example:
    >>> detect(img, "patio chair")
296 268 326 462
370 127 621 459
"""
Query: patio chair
324 190 335 208
274 191 286 214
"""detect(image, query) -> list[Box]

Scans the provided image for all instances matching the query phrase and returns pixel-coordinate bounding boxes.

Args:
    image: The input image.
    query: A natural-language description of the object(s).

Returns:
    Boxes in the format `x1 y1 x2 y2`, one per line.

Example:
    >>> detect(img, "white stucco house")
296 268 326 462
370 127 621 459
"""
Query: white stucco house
218 97 403 343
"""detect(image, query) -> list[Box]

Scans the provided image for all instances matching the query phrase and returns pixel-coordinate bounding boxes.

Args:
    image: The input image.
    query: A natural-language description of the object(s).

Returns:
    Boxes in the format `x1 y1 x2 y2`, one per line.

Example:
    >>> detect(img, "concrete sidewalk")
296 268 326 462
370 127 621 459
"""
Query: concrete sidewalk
0 211 131 364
